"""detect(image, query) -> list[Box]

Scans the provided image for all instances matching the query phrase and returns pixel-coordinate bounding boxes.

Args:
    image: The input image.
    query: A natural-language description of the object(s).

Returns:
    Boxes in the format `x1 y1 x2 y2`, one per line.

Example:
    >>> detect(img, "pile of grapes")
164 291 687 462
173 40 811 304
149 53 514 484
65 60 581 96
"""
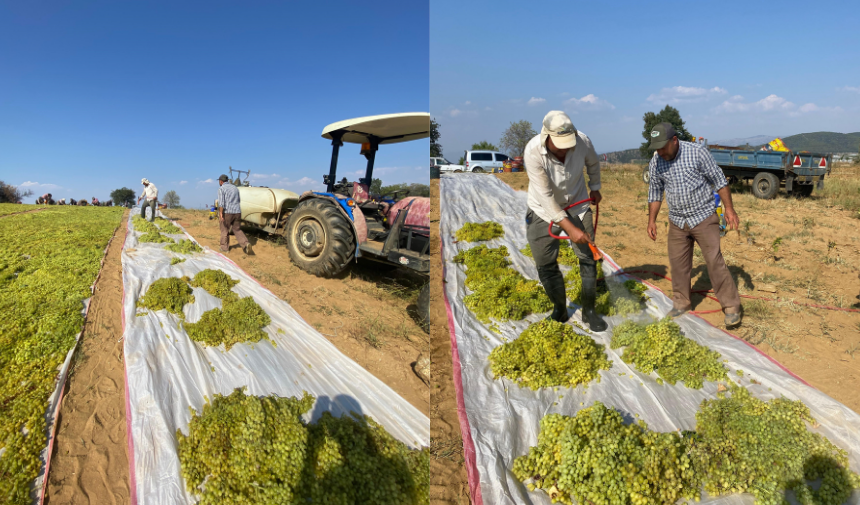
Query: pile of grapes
513 402 701 505
170 257 186 266
165 239 203 255
138 277 196 317
0 205 123 504
138 231 174 243
691 385 860 505
610 318 728 389
488 319 612 389
132 215 160 234
177 388 429 505
455 221 505 242
154 217 183 234
137 270 272 350
516 390 860 505
564 263 648 318
453 245 551 323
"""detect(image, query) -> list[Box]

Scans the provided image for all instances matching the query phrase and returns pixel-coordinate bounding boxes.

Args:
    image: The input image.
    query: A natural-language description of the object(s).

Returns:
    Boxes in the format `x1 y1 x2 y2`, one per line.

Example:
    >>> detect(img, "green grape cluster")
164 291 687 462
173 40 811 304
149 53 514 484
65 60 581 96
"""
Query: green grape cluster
455 221 505 242
610 318 728 389
154 217 183 234
165 239 203 255
184 269 240 301
453 245 551 323
564 263 646 317
138 231 175 243
132 215 160 234
521 241 580 266
177 388 429 505
137 277 195 318
184 296 272 350
690 385 860 505
0 205 123 503
170 257 186 265
488 319 612 390
513 403 701 505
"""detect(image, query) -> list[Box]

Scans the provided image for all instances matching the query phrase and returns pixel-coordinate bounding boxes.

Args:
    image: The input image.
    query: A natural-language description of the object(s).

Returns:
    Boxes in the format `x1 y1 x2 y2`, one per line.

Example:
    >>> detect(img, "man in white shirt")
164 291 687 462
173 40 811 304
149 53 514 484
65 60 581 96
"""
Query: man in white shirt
524 110 605 331
137 178 158 221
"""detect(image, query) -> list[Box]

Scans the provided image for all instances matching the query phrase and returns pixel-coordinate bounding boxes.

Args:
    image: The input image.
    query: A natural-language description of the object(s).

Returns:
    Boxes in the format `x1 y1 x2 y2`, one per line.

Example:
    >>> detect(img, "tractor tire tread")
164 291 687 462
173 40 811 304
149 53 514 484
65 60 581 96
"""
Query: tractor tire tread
286 198 356 278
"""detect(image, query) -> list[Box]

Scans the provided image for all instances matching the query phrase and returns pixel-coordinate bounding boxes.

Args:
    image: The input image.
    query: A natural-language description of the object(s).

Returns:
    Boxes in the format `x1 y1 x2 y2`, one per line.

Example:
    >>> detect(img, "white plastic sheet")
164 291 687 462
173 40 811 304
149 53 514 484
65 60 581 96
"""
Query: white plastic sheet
439 174 860 505
121 211 429 505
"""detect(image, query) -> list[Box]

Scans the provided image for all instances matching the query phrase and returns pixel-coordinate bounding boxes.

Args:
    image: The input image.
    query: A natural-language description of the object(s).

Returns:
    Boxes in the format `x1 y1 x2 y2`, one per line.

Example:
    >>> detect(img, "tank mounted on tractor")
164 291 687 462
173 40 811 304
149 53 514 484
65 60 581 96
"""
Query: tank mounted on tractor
228 112 431 280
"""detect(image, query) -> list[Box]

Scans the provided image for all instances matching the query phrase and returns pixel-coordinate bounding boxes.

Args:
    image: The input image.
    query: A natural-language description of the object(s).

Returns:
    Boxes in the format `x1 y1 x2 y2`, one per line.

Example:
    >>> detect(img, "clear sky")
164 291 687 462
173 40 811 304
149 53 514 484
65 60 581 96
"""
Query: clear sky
1 1 429 206
431 0 860 158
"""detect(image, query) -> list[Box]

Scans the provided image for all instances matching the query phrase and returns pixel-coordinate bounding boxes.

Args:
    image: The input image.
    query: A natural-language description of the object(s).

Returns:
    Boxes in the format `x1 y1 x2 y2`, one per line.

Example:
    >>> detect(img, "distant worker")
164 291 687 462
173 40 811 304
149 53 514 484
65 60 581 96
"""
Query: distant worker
69 198 77 206
523 111 605 331
36 193 54 205
138 178 158 221
78 198 88 206
217 174 252 255
92 196 99 206
58 198 65 205
646 122 742 328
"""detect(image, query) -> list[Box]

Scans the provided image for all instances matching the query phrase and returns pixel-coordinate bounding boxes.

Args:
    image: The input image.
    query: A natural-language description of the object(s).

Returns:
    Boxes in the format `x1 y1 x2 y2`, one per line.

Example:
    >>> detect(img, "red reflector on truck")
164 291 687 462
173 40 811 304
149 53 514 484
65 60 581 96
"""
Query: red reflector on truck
793 155 802 167
819 157 827 168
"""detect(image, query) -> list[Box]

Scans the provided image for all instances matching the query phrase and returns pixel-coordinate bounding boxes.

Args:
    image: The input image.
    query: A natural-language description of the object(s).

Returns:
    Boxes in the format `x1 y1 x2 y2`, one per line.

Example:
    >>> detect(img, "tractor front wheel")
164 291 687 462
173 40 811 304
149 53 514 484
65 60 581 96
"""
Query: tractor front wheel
286 199 356 277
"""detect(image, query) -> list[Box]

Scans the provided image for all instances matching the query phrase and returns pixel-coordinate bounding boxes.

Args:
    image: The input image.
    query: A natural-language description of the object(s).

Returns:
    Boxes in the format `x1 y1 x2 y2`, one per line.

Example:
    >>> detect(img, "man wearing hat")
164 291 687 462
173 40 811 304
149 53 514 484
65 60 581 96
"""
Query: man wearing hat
138 178 158 221
217 174 252 254
523 110 606 331
646 122 742 327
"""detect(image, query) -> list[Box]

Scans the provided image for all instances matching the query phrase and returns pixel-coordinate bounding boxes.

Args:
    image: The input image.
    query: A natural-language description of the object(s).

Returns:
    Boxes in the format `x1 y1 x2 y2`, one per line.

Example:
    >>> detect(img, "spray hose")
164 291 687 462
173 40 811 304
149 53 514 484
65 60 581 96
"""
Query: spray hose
548 197 602 261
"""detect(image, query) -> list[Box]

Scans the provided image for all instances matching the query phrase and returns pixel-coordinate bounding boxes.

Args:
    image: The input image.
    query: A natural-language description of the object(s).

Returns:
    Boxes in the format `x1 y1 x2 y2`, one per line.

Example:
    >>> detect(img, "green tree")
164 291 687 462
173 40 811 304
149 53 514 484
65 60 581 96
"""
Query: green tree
458 155 465 165
110 187 136 206
370 178 383 195
471 140 498 151
0 180 33 203
163 190 181 208
379 182 430 198
499 120 537 157
430 118 442 157
639 105 693 158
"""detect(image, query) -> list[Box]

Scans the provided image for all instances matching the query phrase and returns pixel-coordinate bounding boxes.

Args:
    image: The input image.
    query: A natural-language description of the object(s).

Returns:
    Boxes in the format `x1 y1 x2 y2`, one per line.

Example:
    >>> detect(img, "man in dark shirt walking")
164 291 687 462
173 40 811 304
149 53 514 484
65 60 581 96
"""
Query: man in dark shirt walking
217 174 252 255
646 122 742 327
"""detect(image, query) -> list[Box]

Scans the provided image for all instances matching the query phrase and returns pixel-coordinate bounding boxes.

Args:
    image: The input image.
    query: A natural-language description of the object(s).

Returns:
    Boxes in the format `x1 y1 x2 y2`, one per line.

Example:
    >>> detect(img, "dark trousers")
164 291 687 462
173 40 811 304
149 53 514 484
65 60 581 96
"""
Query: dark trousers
141 199 157 221
220 213 249 251
668 213 741 313
525 208 595 268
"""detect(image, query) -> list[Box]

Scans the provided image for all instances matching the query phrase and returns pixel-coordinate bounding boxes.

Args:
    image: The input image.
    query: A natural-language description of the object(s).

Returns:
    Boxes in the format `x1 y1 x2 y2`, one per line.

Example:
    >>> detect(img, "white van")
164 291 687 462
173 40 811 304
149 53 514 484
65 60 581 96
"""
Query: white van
430 156 466 173
464 150 509 173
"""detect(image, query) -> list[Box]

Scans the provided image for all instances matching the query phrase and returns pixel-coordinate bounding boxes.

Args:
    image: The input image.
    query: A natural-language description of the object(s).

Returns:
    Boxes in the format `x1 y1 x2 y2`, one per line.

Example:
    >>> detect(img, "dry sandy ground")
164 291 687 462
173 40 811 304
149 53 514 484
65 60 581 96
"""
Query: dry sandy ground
495 167 860 413
46 208 429 504
429 179 471 504
46 210 130 505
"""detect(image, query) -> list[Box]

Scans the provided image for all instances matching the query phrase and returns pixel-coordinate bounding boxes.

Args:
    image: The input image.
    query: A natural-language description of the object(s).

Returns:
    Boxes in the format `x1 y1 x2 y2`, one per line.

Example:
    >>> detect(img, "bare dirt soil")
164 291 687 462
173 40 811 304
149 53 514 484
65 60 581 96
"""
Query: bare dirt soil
163 209 430 415
429 179 471 504
495 165 860 414
46 210 130 505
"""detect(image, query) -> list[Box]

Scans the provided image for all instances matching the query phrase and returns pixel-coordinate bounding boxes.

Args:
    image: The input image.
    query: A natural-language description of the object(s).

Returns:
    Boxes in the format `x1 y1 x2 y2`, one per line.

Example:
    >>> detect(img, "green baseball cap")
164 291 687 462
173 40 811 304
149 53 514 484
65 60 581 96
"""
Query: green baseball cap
648 122 677 150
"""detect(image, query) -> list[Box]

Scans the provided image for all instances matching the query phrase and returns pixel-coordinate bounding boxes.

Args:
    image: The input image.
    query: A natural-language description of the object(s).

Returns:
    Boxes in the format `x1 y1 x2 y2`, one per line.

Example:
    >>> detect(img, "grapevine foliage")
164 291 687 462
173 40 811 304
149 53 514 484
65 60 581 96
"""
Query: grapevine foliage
453 245 551 323
610 318 728 389
177 388 429 505
0 205 123 503
513 403 701 505
488 319 611 389
455 221 505 242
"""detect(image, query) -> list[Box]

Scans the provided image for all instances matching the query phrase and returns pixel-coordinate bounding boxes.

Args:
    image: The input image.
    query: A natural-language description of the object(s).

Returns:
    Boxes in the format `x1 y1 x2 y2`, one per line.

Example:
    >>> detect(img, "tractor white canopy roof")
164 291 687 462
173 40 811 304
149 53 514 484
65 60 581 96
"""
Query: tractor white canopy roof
321 112 430 145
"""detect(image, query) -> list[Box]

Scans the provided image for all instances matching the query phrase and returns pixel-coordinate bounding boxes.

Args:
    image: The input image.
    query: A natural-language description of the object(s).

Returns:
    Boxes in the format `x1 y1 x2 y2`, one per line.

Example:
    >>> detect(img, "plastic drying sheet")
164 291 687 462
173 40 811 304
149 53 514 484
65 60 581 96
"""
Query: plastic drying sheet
439 173 860 505
121 211 429 505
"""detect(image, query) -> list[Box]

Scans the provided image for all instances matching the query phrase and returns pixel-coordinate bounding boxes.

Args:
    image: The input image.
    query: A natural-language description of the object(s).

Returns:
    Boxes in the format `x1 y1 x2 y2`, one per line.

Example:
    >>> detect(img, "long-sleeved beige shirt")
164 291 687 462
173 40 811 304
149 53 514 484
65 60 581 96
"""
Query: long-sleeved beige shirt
142 183 158 201
524 131 601 224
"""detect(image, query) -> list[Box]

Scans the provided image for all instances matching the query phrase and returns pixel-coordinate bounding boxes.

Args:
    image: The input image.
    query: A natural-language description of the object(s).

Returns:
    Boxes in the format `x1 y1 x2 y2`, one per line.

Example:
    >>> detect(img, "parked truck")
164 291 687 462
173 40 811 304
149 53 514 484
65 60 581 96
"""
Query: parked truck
642 144 832 199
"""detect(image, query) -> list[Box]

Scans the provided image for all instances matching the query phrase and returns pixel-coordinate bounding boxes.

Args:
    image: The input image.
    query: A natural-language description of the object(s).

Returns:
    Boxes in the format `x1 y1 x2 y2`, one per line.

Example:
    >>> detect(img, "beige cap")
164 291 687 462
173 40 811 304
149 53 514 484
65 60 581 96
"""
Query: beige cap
541 110 577 149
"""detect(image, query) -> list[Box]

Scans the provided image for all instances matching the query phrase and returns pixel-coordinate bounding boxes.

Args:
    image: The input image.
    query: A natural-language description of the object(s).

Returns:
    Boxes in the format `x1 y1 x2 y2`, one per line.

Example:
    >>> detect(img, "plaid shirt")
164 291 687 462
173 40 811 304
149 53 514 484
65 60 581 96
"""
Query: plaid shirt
217 182 242 214
648 141 727 229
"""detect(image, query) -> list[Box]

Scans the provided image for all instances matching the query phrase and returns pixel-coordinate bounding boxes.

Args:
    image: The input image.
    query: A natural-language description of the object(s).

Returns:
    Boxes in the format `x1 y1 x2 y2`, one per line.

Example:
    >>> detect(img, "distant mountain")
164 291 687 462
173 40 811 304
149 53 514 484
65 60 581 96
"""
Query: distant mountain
779 132 860 153
712 135 775 147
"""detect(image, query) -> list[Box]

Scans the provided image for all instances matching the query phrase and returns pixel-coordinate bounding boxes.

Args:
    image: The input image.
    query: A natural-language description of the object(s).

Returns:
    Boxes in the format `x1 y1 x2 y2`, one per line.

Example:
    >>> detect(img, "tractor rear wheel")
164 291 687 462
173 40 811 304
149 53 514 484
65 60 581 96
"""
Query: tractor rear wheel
286 199 356 277
641 167 650 184
752 172 780 199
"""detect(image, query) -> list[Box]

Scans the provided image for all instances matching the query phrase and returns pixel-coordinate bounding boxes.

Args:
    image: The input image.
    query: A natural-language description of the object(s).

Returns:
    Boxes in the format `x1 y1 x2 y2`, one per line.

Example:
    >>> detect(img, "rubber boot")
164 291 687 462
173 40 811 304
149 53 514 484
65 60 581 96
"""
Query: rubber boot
579 262 607 332
536 264 569 323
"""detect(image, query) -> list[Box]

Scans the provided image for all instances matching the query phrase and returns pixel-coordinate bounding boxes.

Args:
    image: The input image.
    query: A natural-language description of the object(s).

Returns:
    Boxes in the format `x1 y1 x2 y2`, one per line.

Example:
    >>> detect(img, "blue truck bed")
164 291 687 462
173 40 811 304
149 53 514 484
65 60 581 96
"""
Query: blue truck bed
707 149 832 198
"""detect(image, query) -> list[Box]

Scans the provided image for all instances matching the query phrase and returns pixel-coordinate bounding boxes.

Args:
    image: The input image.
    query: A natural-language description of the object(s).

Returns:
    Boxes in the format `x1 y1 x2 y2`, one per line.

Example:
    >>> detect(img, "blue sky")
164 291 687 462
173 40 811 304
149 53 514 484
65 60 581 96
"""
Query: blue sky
431 0 860 158
0 1 429 206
